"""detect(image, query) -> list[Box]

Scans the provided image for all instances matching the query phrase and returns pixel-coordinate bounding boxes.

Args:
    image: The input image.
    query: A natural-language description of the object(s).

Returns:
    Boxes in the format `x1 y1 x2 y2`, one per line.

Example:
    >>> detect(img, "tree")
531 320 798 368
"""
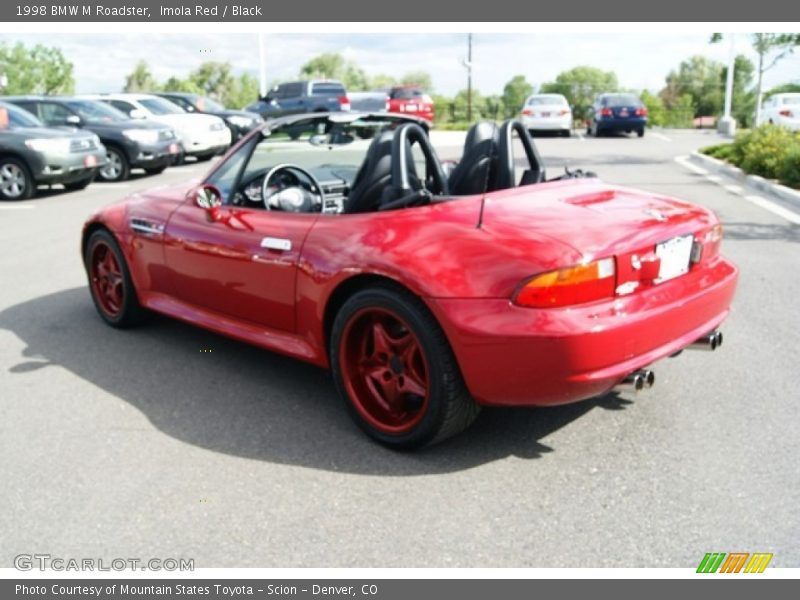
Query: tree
298 52 371 90
540 66 618 122
400 71 433 92
660 55 724 117
225 73 260 109
368 73 397 90
0 42 74 95
640 90 666 127
189 61 235 99
502 75 533 118
161 76 201 94
712 33 800 124
124 60 158 92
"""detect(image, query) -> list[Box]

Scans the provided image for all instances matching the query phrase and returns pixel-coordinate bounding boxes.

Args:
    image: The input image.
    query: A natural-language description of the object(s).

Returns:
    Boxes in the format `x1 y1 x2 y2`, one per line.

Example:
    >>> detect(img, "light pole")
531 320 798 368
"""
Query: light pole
462 33 473 122
718 34 736 136
258 33 268 100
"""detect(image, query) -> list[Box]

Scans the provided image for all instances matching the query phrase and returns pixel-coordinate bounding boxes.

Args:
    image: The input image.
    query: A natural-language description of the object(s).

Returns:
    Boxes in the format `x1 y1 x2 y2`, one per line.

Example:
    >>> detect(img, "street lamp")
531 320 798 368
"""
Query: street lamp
718 34 736 136
462 33 473 122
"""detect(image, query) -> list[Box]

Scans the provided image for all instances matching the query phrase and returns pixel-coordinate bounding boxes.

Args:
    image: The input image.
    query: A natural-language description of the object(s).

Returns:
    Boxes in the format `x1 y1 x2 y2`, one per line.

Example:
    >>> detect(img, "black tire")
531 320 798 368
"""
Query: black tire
330 285 480 449
194 152 215 162
63 174 95 191
144 165 168 176
0 157 35 201
98 146 130 182
637 128 645 138
84 229 146 328
561 129 571 138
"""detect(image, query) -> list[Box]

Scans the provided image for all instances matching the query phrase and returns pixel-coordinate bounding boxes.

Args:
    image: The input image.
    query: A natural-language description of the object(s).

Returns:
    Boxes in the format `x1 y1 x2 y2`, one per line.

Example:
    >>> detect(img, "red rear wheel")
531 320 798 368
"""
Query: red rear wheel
331 286 479 449
339 307 430 435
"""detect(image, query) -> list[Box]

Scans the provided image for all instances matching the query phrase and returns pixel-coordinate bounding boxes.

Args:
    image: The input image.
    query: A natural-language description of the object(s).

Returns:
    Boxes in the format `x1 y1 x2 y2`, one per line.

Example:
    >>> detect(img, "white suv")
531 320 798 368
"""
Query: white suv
85 93 231 160
759 93 800 131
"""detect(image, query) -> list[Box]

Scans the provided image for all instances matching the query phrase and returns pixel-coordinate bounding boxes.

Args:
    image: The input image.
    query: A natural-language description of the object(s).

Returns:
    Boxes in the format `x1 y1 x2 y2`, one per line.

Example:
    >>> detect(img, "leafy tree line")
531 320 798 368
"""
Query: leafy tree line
0 42 74 95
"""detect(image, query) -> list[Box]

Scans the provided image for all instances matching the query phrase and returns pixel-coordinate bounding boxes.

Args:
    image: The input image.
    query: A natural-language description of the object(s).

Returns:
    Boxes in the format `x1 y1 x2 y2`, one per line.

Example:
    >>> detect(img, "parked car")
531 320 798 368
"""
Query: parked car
348 91 389 113
244 80 350 119
154 92 263 142
387 86 434 122
82 113 737 449
759 93 800 131
520 93 572 137
5 96 180 182
0 101 106 200
86 93 231 161
588 93 648 137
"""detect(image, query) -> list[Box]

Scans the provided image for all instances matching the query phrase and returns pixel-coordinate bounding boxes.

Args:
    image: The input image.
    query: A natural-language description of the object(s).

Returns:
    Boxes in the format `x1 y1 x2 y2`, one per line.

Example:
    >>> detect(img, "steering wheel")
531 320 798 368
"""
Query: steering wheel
261 164 326 212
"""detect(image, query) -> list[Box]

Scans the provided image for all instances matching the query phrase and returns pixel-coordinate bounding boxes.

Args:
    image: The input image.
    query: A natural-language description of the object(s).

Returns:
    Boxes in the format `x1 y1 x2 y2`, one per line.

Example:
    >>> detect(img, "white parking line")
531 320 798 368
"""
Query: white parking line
651 132 673 142
724 184 743 194
743 195 800 225
706 175 723 184
674 155 708 176
0 205 35 211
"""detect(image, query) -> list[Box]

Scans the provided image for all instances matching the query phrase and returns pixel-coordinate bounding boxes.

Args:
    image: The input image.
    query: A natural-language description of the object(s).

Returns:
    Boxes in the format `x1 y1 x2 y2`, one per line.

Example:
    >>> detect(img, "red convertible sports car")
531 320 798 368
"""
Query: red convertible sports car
83 112 738 449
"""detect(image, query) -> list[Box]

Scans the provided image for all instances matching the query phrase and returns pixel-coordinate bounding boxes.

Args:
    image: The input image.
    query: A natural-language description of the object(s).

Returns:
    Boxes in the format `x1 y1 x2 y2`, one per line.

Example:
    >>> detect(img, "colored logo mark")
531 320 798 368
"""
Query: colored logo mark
697 552 773 573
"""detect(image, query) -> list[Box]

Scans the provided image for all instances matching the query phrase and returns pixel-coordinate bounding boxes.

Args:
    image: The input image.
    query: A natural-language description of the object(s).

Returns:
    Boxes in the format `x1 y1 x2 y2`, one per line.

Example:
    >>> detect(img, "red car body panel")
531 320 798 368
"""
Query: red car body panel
83 176 738 408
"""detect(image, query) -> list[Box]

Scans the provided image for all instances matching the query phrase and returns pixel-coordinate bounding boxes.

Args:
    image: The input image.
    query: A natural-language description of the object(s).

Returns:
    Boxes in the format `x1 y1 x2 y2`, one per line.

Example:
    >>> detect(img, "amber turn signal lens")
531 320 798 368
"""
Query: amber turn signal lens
514 257 616 308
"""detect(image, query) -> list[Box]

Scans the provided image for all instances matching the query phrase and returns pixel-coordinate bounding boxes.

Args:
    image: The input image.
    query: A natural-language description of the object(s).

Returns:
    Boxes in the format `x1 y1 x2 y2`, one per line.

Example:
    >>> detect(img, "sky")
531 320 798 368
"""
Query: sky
1 32 799 98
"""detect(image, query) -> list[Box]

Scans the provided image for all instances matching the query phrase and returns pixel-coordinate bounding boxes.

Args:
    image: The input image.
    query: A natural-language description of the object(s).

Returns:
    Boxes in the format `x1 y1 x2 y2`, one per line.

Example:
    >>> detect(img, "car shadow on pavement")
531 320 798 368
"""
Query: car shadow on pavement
0 288 629 475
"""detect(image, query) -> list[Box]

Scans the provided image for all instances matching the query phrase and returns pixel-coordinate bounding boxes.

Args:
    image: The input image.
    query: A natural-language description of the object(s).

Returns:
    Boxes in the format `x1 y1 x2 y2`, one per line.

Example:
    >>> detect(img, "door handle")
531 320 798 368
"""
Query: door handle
260 237 292 251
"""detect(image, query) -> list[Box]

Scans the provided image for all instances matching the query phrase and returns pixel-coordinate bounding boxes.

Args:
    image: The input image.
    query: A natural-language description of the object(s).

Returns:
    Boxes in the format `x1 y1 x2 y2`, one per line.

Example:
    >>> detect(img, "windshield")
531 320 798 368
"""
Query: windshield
602 94 642 106
66 100 130 123
782 96 800 105
0 103 44 128
139 97 184 115
527 95 567 106
198 96 226 112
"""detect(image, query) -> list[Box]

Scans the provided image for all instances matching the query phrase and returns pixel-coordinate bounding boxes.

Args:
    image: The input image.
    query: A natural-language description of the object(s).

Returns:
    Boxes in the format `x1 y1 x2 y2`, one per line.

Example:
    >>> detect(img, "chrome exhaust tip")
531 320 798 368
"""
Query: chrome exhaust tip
617 369 655 392
690 330 723 351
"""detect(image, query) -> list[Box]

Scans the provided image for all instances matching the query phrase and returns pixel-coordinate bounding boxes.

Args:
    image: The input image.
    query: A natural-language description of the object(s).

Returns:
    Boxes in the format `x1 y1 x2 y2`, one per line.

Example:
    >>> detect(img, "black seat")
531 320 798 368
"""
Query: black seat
495 119 547 189
448 121 499 195
345 129 420 214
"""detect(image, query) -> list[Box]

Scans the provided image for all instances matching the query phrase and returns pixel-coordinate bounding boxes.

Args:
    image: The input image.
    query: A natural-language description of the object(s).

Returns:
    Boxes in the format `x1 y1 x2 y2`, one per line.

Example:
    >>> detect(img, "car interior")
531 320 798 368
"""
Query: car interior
210 114 594 215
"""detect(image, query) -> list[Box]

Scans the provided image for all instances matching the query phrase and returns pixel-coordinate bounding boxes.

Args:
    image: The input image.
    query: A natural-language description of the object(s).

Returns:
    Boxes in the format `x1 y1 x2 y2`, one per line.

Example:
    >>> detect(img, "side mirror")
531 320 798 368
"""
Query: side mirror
194 184 222 210
65 114 82 126
129 109 147 119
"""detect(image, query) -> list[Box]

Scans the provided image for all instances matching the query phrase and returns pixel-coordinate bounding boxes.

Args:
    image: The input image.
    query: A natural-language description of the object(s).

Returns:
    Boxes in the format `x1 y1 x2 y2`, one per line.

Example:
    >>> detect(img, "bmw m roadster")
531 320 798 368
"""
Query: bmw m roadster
83 112 738 448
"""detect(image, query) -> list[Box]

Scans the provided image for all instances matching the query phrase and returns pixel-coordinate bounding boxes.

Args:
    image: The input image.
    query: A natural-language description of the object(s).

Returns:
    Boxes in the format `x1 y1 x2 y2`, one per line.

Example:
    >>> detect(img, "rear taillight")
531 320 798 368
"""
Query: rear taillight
513 257 616 308
559 109 570 116
698 224 723 261
600 107 613 118
635 107 648 117
338 95 351 111
779 109 794 118
522 108 534 116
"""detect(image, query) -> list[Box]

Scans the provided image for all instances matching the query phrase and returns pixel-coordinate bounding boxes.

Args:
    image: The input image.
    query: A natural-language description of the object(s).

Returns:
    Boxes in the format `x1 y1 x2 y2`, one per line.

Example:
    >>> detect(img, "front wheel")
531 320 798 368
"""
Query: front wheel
64 174 94 191
98 147 130 182
637 128 645 138
0 157 35 201
144 164 168 175
330 286 480 449
85 229 146 327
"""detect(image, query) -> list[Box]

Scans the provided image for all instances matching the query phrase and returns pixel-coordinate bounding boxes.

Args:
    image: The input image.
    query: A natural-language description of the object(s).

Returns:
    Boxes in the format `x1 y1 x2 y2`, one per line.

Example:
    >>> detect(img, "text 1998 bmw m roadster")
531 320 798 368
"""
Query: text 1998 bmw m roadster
83 113 738 449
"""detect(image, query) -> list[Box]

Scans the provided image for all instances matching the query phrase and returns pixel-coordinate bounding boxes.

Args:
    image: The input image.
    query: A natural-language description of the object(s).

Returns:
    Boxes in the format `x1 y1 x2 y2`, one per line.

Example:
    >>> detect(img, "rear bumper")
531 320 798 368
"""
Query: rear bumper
597 117 647 131
31 150 108 184
428 256 738 406
521 115 572 130
180 129 232 156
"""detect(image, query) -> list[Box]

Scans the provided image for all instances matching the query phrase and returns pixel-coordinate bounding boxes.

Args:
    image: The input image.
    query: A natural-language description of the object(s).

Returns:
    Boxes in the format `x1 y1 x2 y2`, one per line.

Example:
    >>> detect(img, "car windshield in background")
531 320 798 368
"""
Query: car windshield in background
1 102 44 128
311 83 345 96
527 96 567 106
782 97 800 105
139 97 184 115
66 100 130 123
391 88 424 99
199 96 226 112
603 94 641 106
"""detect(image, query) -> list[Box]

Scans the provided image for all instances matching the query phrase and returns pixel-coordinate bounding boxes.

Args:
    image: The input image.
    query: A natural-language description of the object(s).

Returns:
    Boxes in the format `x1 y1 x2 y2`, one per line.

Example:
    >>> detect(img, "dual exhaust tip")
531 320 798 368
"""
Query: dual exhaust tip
615 330 723 393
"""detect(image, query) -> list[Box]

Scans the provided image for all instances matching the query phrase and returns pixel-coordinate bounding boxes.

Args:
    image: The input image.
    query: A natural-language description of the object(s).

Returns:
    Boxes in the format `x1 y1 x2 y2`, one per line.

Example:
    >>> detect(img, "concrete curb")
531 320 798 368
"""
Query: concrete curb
689 151 800 207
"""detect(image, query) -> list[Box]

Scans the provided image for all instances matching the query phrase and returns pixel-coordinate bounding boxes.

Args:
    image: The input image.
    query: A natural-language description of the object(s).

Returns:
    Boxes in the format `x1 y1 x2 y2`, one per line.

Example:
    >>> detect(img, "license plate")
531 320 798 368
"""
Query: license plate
405 104 418 111
655 234 693 283
84 155 97 167
619 108 629 117
541 111 550 117
169 143 180 154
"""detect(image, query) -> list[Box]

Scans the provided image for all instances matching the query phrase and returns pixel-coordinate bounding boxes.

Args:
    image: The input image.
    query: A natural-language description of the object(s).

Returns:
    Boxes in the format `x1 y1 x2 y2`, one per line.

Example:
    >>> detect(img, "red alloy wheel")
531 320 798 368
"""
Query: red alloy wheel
90 241 125 317
339 307 431 435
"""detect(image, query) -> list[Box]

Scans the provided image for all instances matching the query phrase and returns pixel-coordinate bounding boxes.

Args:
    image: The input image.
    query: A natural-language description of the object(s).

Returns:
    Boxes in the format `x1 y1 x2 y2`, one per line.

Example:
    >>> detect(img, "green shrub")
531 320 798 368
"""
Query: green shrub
731 125 797 180
701 143 735 161
777 144 800 189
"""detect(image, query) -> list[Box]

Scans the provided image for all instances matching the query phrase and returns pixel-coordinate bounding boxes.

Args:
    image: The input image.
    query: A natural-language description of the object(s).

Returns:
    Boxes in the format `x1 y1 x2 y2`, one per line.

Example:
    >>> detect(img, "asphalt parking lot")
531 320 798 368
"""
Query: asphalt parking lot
1 129 798 568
